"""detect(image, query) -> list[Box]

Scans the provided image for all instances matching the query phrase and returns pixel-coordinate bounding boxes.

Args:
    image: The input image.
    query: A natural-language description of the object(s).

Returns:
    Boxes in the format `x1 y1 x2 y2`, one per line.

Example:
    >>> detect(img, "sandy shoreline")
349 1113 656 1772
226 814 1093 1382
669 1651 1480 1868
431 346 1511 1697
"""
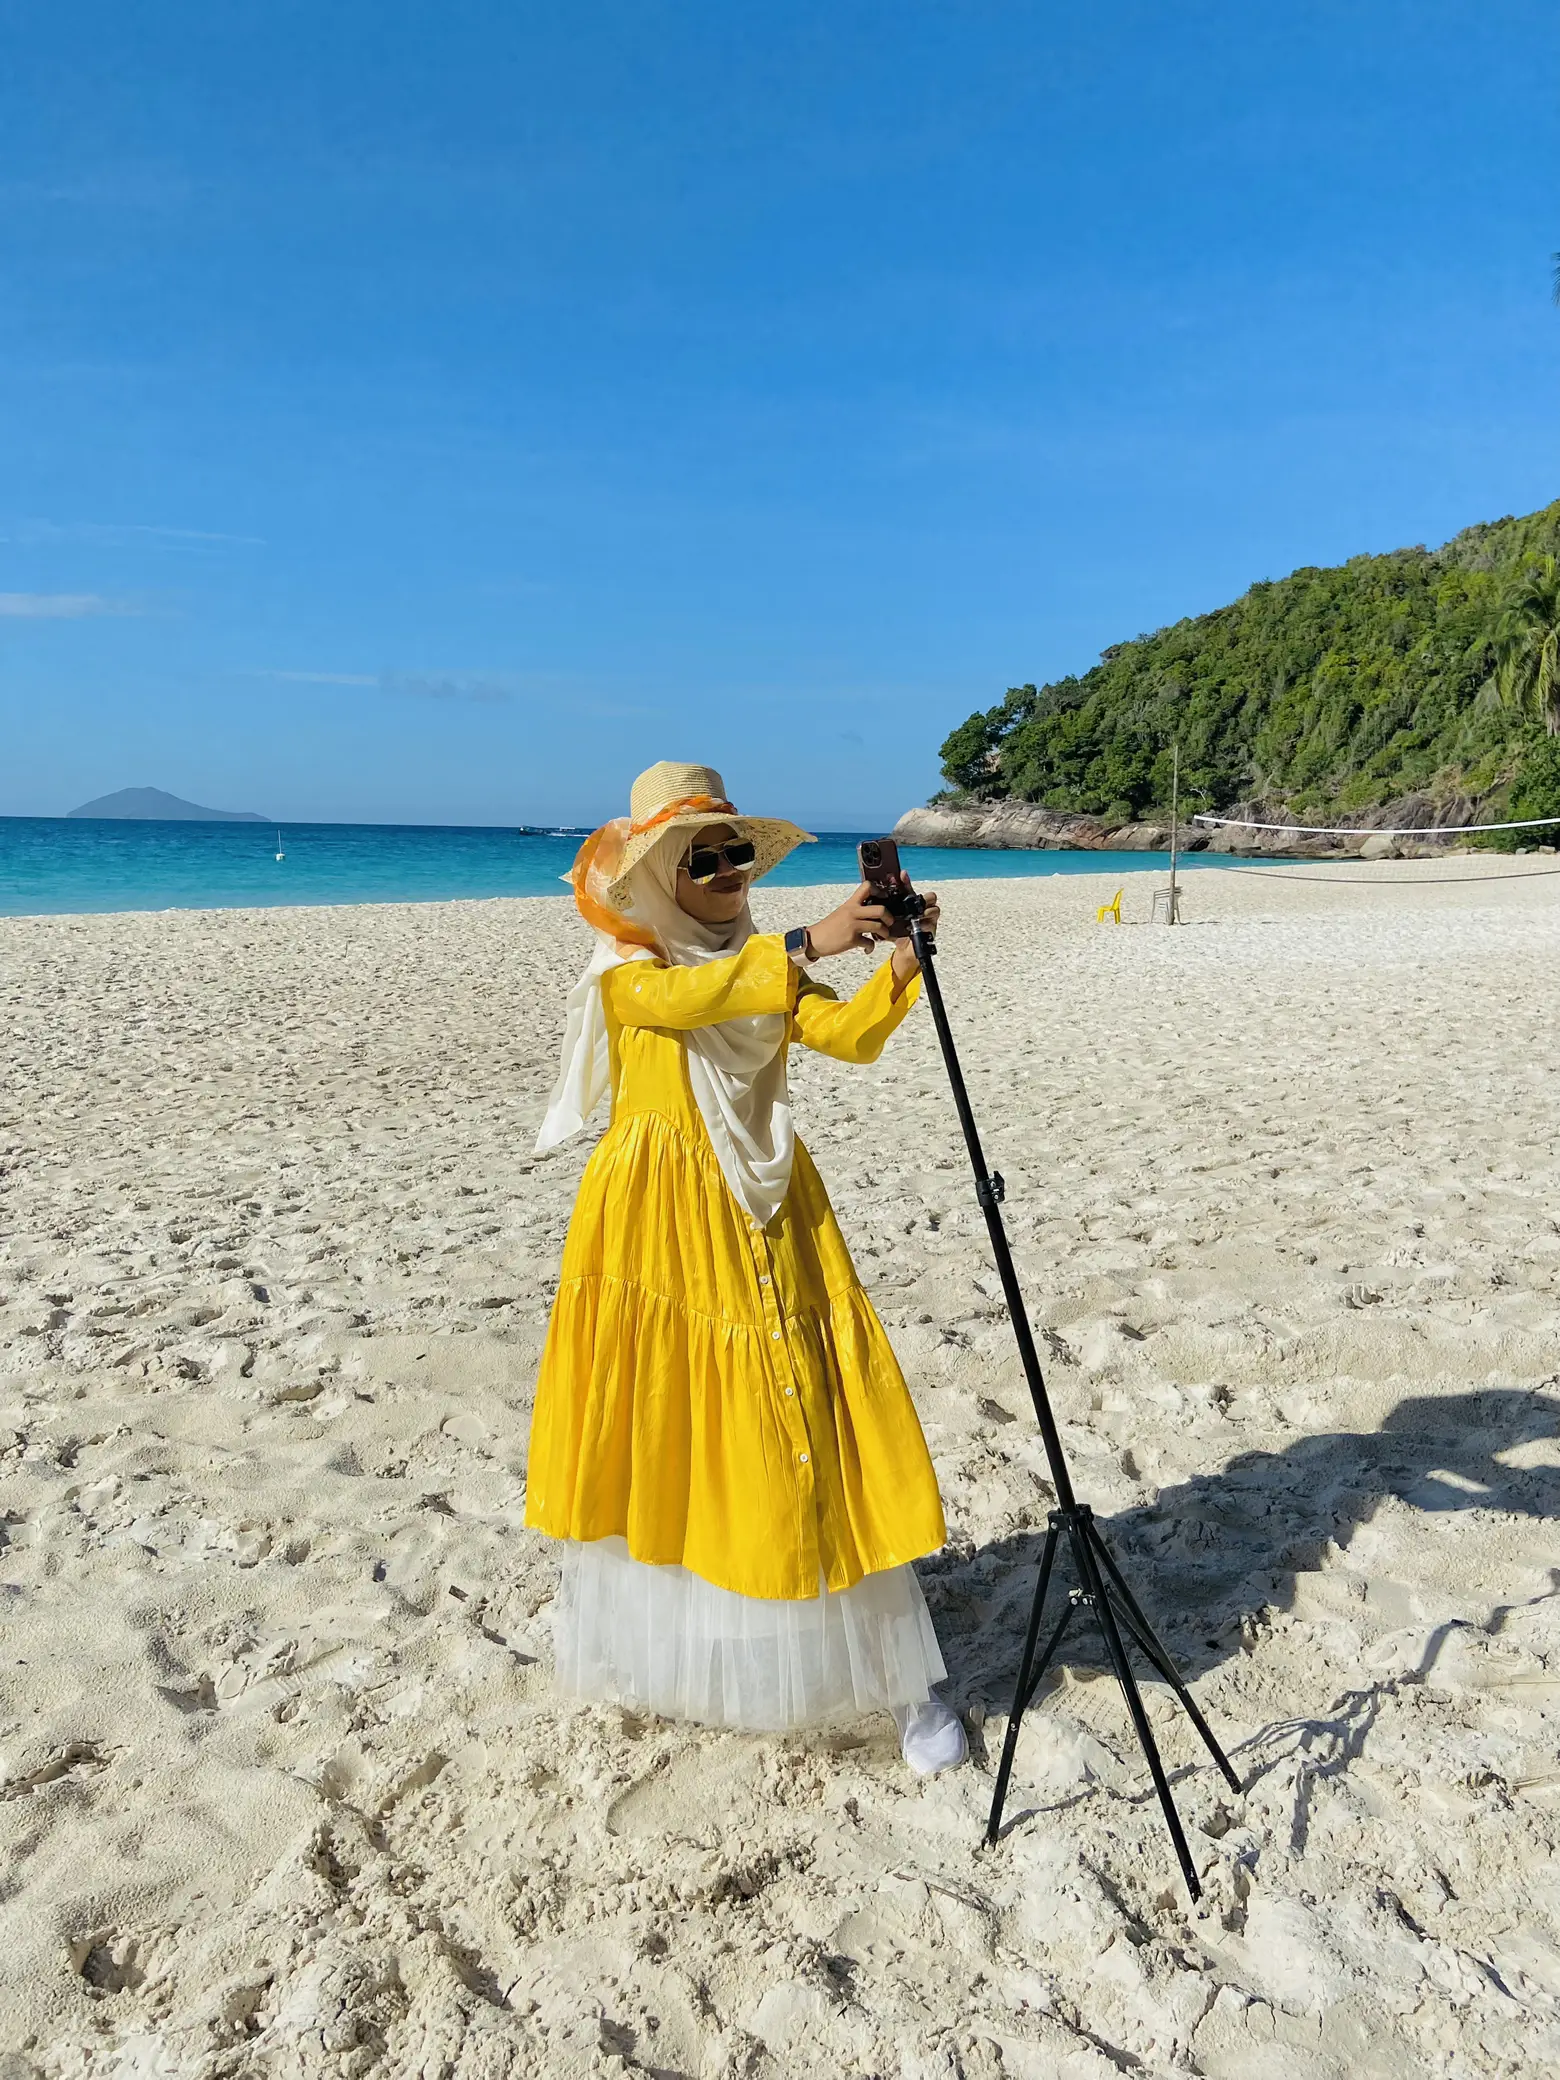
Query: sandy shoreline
3 861 1559 2077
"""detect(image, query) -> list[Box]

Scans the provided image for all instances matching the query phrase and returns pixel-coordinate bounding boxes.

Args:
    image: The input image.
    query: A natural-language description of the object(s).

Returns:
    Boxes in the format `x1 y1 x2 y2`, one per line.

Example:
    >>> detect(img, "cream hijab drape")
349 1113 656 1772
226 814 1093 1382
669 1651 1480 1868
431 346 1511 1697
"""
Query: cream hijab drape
534 834 795 1226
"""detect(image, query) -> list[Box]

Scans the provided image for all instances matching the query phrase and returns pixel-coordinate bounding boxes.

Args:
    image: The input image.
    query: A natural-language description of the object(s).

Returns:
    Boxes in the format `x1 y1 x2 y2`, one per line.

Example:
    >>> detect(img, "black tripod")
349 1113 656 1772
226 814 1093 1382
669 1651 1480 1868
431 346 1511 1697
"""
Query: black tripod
907 914 1242 1900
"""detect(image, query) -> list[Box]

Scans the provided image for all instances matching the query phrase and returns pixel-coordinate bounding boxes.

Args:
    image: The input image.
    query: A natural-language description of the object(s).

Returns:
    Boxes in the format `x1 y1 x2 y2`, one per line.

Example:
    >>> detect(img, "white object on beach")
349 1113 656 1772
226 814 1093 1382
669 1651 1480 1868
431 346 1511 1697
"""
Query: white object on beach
894 1695 969 1776
551 1534 947 1732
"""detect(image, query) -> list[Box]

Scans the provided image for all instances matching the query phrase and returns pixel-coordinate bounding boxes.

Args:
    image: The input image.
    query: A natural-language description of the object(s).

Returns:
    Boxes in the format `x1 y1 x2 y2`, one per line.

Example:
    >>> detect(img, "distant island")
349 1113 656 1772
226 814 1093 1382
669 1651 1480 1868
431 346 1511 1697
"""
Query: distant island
67 787 268 823
900 498 1560 857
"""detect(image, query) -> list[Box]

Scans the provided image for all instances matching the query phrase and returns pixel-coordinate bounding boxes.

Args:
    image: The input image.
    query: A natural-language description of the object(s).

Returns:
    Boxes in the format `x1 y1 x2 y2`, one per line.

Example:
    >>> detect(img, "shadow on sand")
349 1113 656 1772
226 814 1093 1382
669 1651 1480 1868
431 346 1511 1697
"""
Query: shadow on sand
923 1386 1560 1717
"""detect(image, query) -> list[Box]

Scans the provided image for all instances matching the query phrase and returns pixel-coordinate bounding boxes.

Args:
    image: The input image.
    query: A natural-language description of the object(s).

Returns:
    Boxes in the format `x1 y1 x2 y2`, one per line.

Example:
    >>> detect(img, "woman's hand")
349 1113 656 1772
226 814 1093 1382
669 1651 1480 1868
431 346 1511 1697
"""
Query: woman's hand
802 880 940 986
890 889 938 990
805 882 897 958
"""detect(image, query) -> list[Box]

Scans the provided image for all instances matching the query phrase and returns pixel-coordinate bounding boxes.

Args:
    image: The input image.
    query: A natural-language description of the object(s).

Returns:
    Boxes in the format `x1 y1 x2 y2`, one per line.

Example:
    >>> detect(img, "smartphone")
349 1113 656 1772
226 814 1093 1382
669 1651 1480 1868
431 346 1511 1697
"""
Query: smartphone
858 837 916 939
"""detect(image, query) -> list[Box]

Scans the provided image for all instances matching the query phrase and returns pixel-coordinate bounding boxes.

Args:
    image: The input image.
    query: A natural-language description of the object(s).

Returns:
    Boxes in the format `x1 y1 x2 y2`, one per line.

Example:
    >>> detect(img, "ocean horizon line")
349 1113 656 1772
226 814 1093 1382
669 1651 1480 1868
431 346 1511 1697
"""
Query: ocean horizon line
0 815 1235 920
1 811 899 836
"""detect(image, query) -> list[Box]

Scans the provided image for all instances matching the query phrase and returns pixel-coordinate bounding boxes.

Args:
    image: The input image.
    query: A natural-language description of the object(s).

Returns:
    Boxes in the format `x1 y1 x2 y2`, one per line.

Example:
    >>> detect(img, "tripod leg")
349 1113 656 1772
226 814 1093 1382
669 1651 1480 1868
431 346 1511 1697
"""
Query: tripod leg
985 1599 1077 1845
911 930 1240 1892
985 1521 1060 1846
1104 1592 1243 1798
1088 1532 1243 1793
1021 1601 1077 1713
1068 1519 1204 1902
1103 1593 1191 1697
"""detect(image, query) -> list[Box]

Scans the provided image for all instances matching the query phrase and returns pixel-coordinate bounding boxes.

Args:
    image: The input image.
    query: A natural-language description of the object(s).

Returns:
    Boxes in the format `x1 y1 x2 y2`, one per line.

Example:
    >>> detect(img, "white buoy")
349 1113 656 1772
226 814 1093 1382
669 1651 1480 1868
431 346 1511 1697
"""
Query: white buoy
275 828 285 862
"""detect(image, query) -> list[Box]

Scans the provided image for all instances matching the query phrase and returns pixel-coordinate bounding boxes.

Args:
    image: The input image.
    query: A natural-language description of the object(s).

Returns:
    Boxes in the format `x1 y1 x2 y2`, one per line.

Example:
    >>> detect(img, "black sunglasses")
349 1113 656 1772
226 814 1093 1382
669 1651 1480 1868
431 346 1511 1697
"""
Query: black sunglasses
682 838 758 884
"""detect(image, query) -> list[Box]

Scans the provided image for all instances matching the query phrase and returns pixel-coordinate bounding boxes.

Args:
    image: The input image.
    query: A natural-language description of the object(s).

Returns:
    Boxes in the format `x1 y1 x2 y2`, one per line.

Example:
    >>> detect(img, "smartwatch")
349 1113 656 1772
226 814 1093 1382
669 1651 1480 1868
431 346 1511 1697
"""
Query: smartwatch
784 926 813 966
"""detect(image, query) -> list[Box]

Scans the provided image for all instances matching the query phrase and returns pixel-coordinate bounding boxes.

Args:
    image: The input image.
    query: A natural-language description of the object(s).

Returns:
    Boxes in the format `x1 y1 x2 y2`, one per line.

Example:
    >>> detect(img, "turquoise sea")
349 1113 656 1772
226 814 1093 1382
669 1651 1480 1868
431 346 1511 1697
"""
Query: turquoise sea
0 817 1234 918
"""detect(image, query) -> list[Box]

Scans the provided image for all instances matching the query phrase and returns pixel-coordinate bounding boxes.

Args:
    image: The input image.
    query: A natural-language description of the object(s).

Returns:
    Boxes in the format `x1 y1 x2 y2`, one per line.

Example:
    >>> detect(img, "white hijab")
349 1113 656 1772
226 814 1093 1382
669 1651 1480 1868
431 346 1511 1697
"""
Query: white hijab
534 832 794 1226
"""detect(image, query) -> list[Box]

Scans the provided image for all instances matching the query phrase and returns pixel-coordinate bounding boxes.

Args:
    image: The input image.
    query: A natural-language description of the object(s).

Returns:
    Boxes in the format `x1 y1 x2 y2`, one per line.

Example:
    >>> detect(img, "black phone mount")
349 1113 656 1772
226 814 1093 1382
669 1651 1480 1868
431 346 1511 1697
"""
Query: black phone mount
907 912 1242 1898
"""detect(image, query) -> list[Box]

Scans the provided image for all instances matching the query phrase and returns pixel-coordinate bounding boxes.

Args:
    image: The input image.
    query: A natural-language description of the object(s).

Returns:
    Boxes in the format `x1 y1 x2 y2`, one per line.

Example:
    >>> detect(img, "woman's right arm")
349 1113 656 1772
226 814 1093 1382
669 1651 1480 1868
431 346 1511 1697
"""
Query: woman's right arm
604 935 799 1030
792 961 920 1062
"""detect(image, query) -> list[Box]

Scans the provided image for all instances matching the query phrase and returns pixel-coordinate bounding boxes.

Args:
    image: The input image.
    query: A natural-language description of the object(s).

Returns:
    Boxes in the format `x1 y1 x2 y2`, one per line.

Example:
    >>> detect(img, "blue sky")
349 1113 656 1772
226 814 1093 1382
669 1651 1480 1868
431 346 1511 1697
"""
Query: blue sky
2 1 1557 830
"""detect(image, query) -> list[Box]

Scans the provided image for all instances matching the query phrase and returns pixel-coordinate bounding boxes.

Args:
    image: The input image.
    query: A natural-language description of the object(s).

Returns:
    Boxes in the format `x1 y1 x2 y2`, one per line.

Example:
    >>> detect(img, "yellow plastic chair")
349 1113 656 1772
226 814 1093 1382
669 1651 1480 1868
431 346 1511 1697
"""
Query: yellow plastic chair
1096 888 1123 924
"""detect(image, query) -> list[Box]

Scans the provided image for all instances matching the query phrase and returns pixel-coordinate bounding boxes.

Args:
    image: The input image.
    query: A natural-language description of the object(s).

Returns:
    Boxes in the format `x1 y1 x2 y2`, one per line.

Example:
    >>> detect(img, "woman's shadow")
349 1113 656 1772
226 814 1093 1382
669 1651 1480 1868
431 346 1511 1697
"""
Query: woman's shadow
922 1384 1560 1703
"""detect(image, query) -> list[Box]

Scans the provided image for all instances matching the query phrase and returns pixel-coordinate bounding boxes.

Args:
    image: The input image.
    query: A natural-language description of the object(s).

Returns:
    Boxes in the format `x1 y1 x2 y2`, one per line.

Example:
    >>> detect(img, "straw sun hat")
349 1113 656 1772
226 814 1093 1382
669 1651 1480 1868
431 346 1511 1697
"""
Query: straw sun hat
598 761 814 909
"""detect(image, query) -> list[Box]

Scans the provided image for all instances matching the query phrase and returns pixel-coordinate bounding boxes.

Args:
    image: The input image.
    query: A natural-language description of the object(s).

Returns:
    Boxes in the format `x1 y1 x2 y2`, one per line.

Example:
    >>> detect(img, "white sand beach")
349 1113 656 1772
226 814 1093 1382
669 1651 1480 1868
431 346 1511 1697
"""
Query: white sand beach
3 860 1559 2078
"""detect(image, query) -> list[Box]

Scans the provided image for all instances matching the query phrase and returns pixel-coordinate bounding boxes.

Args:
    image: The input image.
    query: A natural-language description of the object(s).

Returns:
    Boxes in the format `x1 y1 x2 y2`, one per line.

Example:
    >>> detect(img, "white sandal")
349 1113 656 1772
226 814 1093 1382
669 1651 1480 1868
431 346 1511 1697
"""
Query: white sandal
893 1695 968 1776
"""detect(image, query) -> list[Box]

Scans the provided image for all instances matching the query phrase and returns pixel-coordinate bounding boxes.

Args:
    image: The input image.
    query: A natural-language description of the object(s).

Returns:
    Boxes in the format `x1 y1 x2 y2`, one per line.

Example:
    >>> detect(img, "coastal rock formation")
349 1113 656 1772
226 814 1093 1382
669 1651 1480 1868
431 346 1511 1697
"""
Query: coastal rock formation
1195 790 1485 859
894 791 1489 859
892 800 1204 853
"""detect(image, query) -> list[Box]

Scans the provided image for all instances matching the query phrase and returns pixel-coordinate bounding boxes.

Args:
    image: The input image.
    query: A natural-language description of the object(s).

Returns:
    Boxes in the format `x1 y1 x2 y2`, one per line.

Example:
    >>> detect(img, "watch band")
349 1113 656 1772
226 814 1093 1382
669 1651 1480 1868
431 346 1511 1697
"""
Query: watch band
784 926 812 965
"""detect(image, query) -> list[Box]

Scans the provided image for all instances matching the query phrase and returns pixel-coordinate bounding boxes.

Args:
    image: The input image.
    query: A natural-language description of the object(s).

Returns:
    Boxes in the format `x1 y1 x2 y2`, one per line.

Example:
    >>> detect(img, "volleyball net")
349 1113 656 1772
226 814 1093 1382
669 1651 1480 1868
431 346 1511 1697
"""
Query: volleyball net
1185 811 1560 884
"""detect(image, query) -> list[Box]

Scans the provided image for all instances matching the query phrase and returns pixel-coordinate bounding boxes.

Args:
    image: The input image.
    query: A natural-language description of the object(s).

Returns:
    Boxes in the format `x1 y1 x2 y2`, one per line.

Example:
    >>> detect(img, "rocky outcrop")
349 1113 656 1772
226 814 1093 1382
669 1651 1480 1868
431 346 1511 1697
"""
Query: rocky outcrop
1194 792 1484 858
893 791 1494 860
890 800 1206 853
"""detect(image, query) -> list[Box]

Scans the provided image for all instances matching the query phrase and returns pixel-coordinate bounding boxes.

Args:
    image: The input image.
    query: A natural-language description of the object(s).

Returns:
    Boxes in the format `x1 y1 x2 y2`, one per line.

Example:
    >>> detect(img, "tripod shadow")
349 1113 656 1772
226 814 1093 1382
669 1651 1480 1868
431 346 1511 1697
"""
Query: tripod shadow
924 1385 1560 1707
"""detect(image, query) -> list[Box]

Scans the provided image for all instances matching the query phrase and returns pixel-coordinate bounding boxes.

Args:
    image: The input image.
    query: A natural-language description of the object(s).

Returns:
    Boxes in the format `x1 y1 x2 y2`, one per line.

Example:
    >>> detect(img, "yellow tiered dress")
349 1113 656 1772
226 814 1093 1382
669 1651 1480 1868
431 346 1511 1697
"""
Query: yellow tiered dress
524 932 947 1603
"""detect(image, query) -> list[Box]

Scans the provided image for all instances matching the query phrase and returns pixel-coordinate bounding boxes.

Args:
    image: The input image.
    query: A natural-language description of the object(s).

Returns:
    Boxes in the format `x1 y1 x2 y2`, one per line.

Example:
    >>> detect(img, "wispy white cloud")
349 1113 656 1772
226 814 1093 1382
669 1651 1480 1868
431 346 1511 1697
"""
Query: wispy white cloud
0 169 193 209
2 518 265 548
255 669 511 702
256 668 379 686
117 521 266 546
384 672 513 705
252 666 655 719
0 592 137 619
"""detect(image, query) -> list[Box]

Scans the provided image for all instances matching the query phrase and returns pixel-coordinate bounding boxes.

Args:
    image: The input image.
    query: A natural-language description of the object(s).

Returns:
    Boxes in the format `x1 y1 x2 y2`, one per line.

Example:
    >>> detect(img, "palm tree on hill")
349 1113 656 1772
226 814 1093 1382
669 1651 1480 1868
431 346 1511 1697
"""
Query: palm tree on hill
1495 553 1560 735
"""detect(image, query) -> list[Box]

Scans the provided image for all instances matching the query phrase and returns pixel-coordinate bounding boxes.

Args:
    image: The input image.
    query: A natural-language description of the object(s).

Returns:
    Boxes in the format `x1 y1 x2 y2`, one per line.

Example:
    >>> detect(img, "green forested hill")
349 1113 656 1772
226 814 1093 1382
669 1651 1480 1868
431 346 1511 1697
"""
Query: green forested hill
939 500 1560 834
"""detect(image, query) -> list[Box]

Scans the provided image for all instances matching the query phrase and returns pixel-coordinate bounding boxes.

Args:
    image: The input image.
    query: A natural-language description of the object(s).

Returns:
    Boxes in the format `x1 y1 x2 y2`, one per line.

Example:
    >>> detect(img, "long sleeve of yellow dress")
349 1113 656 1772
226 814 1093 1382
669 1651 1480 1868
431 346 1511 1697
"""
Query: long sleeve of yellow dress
793 959 921 1061
524 938 947 1601
609 932 799 1029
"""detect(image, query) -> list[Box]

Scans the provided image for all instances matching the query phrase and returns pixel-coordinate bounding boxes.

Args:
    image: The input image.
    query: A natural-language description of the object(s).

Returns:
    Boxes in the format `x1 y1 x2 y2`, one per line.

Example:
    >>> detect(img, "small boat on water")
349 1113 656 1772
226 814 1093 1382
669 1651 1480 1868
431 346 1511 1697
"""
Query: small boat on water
275 829 285 861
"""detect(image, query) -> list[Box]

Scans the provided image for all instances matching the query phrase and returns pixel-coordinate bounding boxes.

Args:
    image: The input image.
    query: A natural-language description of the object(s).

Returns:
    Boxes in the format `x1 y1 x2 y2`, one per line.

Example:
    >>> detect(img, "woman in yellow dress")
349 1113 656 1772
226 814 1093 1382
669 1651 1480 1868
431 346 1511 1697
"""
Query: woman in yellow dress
526 761 965 1774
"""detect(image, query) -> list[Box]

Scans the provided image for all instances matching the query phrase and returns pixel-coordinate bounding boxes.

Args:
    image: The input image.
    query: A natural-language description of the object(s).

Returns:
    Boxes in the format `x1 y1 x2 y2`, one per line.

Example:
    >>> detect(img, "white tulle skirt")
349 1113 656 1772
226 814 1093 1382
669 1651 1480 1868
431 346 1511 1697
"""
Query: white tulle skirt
551 1536 947 1732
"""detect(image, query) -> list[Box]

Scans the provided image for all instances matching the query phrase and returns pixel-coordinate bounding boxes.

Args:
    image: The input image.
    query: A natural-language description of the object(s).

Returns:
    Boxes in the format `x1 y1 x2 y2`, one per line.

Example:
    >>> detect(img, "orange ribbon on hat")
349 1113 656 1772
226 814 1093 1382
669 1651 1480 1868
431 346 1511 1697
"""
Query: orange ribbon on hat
570 792 737 950
631 791 736 836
